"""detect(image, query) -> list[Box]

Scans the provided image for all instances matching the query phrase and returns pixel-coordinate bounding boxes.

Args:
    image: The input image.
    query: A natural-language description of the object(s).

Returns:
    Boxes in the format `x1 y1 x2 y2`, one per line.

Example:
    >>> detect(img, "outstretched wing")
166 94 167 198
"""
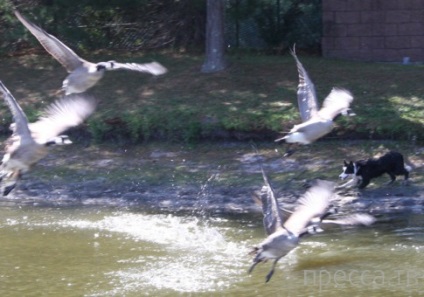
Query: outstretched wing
291 47 319 122
28 94 97 144
318 88 354 120
284 180 335 236
259 168 286 235
109 61 168 76
0 81 33 145
321 213 376 226
14 10 85 72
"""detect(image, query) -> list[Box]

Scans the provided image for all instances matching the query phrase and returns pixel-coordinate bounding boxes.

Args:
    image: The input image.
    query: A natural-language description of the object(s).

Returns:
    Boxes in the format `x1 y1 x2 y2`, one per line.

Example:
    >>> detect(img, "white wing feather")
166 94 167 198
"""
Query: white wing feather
28 94 97 144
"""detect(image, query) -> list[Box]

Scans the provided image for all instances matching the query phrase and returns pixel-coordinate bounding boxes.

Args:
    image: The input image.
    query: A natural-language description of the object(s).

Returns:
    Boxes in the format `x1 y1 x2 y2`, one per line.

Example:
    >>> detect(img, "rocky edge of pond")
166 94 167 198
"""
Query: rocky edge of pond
3 144 424 218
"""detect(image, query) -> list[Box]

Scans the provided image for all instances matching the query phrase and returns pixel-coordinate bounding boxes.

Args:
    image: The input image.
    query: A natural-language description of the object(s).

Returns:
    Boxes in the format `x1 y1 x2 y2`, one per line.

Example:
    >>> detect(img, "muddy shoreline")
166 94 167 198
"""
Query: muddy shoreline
2 141 423 216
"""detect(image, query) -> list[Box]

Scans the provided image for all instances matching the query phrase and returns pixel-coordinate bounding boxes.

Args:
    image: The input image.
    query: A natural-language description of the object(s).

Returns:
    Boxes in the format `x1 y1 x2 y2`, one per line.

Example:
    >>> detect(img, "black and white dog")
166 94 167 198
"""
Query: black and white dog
339 151 411 189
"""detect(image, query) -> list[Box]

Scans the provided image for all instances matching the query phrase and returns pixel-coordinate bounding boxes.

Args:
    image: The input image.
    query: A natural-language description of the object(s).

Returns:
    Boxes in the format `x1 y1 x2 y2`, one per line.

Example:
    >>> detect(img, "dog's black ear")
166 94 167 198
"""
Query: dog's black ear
349 161 354 165
344 160 348 166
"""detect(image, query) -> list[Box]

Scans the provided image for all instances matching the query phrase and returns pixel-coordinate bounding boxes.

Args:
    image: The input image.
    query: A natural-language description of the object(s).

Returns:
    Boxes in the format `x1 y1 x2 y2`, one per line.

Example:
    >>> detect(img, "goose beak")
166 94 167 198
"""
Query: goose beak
342 108 356 116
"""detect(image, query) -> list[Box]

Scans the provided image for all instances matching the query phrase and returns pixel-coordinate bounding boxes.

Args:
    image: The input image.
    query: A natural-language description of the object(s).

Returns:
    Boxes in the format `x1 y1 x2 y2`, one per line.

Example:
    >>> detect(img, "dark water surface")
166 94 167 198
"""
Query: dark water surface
0 204 423 296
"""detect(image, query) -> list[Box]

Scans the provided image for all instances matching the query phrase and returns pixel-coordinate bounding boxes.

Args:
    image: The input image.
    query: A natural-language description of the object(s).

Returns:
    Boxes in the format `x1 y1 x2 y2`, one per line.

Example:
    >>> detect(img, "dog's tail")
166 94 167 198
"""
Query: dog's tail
404 164 413 172
404 156 414 172
399 152 414 172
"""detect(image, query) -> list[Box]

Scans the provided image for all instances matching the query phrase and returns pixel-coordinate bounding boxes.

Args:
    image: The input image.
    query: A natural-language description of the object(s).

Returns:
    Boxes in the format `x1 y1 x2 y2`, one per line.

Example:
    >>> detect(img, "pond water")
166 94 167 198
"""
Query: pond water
0 203 423 297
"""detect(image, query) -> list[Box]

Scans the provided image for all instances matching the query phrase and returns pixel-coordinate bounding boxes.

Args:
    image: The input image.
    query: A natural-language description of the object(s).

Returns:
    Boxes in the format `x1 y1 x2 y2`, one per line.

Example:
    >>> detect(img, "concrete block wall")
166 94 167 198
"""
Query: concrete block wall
322 0 424 62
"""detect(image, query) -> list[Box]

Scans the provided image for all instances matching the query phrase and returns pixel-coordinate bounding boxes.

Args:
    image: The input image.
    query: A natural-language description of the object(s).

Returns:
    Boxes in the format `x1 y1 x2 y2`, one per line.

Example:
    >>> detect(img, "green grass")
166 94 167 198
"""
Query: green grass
0 52 423 143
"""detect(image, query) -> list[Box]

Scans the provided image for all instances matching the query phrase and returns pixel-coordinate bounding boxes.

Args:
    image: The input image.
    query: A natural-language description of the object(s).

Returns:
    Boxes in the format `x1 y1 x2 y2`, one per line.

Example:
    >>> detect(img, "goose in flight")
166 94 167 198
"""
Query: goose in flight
276 48 354 155
0 81 97 196
249 169 374 282
14 10 168 95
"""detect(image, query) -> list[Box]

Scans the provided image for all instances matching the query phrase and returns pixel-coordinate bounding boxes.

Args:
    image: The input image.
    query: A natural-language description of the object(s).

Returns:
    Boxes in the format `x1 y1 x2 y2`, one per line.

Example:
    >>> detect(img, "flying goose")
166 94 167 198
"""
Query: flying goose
0 81 97 196
275 48 354 155
14 10 168 95
249 170 374 282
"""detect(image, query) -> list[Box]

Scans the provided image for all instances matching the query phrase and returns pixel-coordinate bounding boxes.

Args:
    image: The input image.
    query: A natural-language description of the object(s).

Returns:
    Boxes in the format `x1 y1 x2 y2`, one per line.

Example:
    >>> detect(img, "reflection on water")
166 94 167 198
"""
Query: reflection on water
0 205 423 296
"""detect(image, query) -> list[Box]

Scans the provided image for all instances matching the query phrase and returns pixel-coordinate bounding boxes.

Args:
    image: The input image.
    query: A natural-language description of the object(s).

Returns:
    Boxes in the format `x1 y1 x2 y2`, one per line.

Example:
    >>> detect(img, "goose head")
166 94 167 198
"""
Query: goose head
341 108 356 117
45 135 72 146
96 61 115 71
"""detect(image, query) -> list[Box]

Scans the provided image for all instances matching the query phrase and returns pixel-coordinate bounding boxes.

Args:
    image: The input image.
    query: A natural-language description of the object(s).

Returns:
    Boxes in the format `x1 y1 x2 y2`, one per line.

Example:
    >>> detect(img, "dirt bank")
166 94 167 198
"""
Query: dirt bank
2 140 424 216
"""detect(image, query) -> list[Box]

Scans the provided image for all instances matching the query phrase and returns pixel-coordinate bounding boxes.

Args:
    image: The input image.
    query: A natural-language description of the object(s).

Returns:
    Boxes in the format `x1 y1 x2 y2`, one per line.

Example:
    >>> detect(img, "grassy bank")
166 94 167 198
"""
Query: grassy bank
0 52 423 144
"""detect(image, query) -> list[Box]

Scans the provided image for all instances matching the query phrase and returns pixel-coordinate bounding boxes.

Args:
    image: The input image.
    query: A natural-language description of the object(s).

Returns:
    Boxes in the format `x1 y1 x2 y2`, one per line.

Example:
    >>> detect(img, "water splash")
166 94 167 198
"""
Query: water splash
56 212 248 294
193 170 220 218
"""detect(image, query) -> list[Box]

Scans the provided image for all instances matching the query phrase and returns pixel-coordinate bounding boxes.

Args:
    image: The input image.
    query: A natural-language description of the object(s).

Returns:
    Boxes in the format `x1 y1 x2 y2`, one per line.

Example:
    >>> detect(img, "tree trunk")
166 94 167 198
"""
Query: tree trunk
201 0 228 73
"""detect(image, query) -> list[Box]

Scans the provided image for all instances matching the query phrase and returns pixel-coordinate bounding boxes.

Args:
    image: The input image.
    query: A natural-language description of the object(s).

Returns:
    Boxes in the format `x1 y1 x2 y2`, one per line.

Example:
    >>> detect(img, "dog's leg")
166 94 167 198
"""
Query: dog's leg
387 173 396 185
402 169 410 185
358 178 370 189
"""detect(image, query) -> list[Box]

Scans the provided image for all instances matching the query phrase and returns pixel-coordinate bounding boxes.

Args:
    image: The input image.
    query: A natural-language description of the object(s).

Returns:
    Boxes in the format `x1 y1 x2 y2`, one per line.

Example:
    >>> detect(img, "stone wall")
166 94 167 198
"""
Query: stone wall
322 0 424 62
